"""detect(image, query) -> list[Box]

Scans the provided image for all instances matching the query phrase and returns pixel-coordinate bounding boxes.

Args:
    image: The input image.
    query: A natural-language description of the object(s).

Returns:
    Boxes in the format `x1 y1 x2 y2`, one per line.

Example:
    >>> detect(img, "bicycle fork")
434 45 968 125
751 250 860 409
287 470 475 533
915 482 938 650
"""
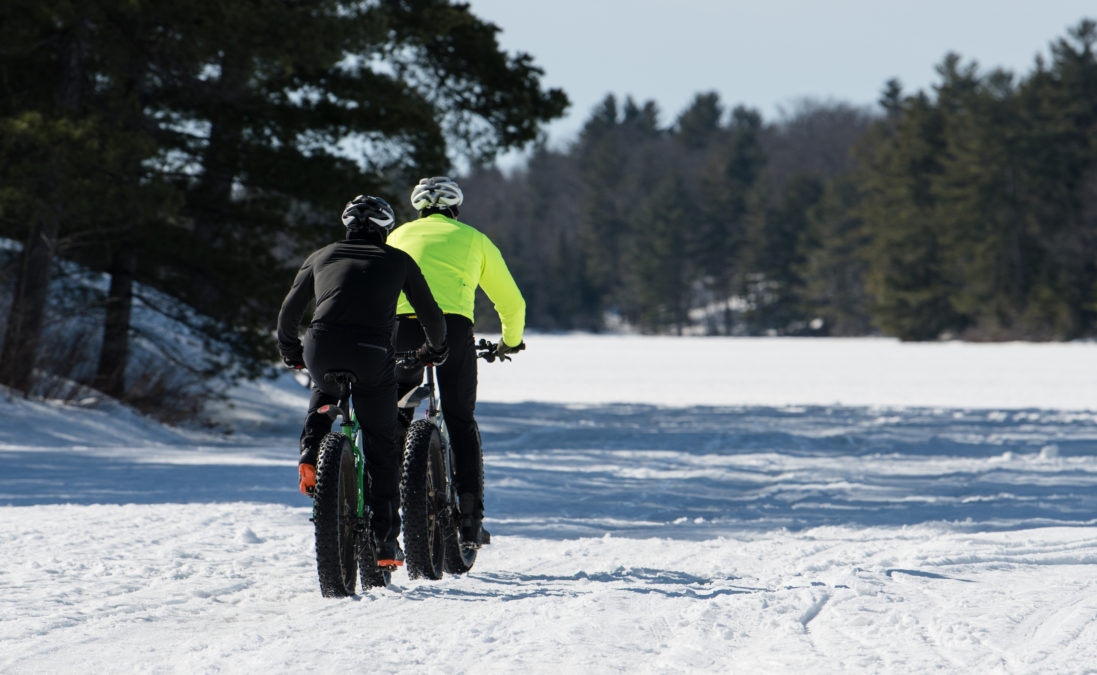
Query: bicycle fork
423 365 456 514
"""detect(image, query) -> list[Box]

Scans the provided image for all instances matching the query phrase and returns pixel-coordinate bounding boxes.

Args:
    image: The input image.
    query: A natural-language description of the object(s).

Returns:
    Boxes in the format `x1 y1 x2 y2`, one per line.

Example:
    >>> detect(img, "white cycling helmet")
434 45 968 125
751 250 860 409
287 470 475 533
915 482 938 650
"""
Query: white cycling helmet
410 176 464 212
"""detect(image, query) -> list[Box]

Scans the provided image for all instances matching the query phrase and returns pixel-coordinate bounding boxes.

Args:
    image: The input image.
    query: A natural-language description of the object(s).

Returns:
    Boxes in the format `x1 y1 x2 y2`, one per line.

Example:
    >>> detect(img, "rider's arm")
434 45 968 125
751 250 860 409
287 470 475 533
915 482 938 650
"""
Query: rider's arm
478 235 525 347
401 254 447 350
276 254 316 356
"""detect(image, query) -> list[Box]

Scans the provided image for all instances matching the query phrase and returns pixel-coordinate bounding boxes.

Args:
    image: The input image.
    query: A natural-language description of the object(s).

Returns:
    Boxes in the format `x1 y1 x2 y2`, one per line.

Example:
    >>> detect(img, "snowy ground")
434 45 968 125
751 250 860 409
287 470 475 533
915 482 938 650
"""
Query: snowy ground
3 335 1097 673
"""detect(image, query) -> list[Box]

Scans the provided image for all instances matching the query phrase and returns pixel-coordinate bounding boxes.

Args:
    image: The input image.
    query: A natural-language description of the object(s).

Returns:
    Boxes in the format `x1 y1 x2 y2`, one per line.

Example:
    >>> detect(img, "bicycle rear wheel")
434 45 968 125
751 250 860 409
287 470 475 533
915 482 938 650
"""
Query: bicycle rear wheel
401 420 446 580
443 439 479 575
313 432 360 597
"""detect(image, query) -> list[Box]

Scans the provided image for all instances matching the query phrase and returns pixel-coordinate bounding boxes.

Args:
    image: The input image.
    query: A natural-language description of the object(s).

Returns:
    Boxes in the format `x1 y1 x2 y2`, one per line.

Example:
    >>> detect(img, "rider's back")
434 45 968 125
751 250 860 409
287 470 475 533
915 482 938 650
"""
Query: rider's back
388 213 525 346
279 238 431 348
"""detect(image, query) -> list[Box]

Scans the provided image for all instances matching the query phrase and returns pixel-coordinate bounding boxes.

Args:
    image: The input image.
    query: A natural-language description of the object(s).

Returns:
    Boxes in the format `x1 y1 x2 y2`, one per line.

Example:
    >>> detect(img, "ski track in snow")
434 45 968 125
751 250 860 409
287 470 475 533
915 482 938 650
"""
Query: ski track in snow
2 336 1097 673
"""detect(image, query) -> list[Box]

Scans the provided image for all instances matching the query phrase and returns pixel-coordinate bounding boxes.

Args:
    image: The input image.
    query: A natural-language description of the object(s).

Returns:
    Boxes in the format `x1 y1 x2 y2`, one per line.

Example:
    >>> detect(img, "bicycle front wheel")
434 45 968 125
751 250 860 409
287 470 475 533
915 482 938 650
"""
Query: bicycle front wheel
313 432 359 597
401 420 446 580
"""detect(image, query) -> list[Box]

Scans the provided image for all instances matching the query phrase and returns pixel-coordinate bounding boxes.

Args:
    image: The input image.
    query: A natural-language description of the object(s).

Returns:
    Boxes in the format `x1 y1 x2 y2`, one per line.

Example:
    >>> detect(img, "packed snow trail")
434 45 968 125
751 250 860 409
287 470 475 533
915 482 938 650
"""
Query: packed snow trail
4 507 1097 672
3 336 1097 673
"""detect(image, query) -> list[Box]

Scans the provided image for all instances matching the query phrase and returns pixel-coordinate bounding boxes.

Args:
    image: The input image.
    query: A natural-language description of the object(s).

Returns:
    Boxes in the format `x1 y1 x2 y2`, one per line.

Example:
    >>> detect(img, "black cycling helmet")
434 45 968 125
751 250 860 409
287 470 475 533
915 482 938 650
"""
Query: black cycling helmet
341 195 395 235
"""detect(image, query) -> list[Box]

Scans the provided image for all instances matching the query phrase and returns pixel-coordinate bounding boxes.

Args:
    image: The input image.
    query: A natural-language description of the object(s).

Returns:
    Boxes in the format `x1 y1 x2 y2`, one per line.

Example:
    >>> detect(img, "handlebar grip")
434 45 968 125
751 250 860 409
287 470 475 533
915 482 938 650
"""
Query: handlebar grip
476 338 526 362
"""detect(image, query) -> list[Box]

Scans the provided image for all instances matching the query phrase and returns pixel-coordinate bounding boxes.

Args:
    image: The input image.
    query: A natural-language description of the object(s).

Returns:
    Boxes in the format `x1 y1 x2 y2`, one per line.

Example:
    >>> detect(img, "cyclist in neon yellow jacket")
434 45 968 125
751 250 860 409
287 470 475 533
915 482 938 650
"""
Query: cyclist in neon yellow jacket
388 176 525 547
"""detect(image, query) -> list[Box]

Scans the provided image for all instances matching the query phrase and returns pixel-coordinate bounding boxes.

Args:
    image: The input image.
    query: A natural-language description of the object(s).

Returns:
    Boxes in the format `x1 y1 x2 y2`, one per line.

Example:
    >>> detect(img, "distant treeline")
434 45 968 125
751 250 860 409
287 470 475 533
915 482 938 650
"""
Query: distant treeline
463 19 1097 341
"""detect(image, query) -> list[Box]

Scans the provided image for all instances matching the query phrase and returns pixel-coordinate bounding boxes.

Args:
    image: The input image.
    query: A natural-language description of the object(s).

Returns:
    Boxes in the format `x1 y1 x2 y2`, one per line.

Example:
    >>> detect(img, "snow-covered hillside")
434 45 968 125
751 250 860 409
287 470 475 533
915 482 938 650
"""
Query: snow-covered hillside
3 335 1097 673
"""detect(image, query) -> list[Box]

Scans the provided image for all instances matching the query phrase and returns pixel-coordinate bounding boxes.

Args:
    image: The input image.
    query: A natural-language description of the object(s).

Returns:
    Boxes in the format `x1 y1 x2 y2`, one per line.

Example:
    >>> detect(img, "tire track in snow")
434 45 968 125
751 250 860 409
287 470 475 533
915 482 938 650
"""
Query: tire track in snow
799 592 831 628
1003 580 1097 671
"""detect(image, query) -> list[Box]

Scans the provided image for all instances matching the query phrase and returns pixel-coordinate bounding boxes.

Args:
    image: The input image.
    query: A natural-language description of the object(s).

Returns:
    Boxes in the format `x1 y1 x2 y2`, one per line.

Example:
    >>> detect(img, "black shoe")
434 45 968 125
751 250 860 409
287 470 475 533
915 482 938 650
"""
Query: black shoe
371 501 403 566
457 492 489 547
376 538 405 567
460 520 491 548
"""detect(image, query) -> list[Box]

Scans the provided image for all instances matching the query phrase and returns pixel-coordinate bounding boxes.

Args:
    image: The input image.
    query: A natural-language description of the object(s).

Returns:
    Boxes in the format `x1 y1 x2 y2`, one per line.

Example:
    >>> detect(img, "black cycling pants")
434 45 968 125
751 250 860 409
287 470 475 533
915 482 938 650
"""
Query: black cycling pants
301 326 401 538
394 314 483 518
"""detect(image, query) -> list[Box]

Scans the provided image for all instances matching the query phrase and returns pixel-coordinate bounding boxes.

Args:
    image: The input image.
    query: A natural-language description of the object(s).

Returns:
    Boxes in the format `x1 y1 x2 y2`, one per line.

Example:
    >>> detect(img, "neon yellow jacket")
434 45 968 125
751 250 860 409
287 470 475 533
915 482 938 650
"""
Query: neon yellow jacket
387 214 525 346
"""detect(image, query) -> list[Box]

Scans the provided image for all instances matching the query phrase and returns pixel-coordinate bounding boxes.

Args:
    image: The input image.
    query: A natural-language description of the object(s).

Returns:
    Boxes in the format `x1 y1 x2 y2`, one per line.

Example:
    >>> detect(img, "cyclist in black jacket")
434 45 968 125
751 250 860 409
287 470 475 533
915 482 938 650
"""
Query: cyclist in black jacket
277 195 447 566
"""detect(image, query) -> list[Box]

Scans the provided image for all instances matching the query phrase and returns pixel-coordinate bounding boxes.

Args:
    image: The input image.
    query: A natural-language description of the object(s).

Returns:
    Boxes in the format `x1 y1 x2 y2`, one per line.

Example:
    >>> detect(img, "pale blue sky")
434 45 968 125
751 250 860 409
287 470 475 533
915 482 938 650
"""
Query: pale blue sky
466 1 1095 151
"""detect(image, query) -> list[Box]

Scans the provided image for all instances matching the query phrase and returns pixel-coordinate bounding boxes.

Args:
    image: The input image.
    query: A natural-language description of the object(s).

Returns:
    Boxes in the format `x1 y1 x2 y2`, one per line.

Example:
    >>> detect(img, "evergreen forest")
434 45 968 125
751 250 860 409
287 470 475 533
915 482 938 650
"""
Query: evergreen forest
0 0 566 411
2 2 1096 415
463 19 1097 343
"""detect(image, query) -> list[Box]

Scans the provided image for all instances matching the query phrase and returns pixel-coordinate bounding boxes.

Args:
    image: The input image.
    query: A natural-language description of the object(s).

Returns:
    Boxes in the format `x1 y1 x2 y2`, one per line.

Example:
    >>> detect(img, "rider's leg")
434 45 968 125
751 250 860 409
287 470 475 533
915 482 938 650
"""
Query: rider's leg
352 355 404 563
392 316 426 444
435 316 488 543
294 393 337 495
298 329 347 493
300 390 338 462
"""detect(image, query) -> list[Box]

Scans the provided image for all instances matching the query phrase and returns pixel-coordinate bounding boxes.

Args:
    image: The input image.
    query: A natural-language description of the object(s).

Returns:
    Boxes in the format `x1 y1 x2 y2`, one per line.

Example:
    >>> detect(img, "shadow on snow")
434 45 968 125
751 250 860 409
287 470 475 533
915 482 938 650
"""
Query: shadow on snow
476 401 1097 538
399 567 764 601
3 400 1097 538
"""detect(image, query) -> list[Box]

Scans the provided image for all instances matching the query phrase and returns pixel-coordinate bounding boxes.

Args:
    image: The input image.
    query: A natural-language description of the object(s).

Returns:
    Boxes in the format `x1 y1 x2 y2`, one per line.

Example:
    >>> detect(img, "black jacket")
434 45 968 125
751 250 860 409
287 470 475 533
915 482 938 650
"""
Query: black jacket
277 233 446 357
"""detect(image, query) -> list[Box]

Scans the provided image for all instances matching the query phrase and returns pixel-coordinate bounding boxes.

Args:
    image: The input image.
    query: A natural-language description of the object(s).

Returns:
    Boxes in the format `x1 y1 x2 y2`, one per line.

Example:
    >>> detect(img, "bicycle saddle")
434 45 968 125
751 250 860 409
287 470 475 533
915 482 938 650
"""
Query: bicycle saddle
322 370 357 387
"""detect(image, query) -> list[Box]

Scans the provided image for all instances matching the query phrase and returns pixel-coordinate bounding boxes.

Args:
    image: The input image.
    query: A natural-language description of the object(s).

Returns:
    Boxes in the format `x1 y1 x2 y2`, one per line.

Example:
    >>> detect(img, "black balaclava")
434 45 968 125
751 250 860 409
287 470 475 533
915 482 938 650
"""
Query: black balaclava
419 205 459 219
345 227 386 244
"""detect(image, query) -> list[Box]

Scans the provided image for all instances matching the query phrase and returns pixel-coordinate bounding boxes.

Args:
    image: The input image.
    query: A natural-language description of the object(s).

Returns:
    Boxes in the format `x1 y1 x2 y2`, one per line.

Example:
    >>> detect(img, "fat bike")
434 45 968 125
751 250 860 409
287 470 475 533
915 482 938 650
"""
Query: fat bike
398 339 524 580
308 371 394 596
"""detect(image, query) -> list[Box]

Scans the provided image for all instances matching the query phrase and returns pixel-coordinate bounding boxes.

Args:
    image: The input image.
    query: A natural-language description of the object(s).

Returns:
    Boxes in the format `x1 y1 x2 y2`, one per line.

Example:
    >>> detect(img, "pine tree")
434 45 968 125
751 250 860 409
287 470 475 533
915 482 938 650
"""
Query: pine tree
0 2 97 392
674 92 724 149
797 177 871 335
694 105 766 334
743 174 823 333
622 174 693 333
856 89 963 340
930 56 1030 338
0 0 569 399
574 96 632 326
1011 20 1097 337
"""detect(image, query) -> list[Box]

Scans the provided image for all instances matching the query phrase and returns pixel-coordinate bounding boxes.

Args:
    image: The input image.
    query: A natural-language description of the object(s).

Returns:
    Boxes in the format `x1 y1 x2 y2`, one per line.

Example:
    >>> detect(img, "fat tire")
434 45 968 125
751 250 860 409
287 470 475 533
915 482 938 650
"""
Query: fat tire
355 465 390 592
401 420 446 580
355 458 389 590
313 432 359 597
443 435 481 574
358 530 389 589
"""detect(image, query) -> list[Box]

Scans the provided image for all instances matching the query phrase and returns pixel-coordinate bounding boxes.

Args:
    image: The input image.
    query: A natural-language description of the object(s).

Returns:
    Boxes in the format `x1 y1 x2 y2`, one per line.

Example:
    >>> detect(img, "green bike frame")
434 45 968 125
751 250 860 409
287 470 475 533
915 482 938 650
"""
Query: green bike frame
313 394 368 521
341 415 367 518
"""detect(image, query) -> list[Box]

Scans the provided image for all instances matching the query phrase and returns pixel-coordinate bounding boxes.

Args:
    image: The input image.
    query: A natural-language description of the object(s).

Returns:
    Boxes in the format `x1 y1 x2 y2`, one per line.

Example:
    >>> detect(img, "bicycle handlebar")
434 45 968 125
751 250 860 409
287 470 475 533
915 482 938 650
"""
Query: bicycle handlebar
290 340 525 373
475 338 525 363
394 350 423 369
393 340 526 368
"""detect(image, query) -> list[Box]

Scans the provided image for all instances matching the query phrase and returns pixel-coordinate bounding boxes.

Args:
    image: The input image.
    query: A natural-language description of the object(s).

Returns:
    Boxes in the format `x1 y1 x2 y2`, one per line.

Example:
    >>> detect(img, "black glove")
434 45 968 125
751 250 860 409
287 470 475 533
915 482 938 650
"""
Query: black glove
281 343 305 369
495 341 524 361
416 341 449 366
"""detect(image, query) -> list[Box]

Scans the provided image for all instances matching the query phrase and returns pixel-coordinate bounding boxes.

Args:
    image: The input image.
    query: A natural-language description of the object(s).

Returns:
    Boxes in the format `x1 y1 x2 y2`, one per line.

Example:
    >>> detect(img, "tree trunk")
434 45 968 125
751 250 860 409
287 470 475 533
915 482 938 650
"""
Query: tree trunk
92 30 152 400
0 18 88 394
94 248 137 397
185 51 247 319
0 214 62 392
